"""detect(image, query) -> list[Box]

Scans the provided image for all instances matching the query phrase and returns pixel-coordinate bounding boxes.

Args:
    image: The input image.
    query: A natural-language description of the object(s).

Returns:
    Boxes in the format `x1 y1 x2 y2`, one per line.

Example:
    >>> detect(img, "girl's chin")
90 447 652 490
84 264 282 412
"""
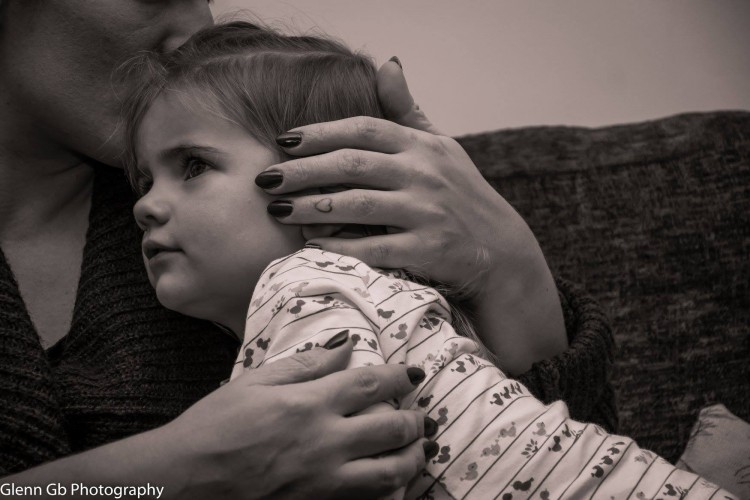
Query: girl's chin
154 284 202 317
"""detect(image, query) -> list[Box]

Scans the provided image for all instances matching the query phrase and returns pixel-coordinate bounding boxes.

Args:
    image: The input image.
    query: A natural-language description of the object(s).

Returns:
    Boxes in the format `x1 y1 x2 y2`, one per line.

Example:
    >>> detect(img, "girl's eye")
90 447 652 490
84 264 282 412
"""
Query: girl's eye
136 176 153 196
183 156 212 181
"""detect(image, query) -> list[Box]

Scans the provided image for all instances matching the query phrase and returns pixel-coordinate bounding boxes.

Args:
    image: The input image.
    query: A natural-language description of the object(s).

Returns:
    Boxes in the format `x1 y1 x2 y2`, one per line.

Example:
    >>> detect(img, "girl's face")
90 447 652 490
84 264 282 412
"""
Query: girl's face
133 93 305 334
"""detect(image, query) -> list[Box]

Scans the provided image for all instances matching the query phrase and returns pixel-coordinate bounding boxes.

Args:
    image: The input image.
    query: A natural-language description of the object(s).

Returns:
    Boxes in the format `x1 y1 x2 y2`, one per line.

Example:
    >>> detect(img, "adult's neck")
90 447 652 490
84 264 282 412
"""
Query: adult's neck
0 101 96 242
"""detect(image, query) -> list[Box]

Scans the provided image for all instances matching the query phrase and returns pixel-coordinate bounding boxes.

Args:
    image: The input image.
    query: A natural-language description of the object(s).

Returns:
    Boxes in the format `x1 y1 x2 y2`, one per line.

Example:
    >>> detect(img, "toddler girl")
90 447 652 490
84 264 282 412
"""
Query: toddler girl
124 22 736 500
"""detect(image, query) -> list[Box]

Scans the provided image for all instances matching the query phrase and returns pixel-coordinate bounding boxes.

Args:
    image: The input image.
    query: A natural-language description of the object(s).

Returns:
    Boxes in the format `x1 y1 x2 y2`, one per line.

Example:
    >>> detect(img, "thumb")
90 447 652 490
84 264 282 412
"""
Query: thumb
237 331 353 387
377 57 443 135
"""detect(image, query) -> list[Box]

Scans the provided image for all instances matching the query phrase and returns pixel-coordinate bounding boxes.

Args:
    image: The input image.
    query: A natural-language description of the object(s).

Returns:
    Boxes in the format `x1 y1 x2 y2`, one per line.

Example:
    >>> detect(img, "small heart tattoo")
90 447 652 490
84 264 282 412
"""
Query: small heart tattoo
314 198 333 213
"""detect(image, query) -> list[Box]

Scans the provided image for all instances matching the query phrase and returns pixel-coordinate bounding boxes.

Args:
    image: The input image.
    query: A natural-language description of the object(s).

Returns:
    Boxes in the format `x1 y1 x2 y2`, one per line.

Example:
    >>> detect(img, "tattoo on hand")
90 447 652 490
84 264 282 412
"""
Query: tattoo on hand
315 198 333 213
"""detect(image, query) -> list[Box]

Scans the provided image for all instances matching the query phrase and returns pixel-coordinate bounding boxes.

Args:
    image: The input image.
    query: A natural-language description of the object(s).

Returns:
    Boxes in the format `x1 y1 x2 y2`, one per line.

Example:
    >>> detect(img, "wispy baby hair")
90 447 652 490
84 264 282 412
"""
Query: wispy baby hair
122 20 382 190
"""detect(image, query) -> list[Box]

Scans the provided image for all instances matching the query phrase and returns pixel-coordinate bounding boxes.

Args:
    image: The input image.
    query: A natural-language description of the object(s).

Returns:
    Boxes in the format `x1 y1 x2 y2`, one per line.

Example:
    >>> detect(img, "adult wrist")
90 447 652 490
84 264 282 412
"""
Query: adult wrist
473 239 567 374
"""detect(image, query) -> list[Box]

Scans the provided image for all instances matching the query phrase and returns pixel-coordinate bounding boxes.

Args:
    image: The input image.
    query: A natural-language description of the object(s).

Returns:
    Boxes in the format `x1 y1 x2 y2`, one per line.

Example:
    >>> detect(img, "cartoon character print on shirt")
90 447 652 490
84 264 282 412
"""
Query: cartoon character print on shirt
418 394 433 408
314 295 334 305
295 341 322 353
459 462 478 481
522 439 539 459
243 346 254 367
480 421 518 458
662 483 687 498
590 441 626 478
377 308 395 319
512 477 534 491
391 323 408 340
479 421 517 459
499 422 517 439
287 299 305 316
288 281 309 296
450 360 466 373
548 435 562 452
420 315 441 331
349 332 379 353
481 442 501 457
497 478 536 499
271 296 286 316
491 381 524 406
435 407 449 426
433 445 452 465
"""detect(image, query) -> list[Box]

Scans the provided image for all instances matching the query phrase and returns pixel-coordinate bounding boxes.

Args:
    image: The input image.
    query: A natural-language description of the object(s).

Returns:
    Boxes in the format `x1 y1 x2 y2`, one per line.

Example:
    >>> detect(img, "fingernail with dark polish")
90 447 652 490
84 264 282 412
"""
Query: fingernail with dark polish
407 367 425 385
304 242 322 249
267 200 293 218
276 132 302 148
424 417 438 437
389 56 403 70
255 170 283 189
323 330 349 349
423 441 439 461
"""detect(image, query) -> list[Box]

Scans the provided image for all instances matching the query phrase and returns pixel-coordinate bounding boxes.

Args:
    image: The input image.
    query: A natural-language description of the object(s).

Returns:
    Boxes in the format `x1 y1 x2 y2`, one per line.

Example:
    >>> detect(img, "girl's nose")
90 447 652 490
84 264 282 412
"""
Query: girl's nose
133 192 170 230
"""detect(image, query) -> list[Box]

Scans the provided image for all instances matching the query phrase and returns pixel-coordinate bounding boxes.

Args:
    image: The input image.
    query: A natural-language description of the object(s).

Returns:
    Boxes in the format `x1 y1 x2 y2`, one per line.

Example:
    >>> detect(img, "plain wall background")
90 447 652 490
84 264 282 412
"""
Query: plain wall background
211 1 750 136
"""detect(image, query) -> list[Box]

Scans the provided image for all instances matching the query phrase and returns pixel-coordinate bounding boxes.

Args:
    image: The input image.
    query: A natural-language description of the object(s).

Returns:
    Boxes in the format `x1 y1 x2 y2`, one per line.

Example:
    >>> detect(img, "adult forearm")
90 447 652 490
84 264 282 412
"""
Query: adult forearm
474 238 567 375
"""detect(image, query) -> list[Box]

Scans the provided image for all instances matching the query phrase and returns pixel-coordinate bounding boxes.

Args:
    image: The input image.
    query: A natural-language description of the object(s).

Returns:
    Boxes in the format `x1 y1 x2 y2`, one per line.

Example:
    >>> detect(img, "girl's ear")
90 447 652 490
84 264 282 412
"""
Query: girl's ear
376 58 443 136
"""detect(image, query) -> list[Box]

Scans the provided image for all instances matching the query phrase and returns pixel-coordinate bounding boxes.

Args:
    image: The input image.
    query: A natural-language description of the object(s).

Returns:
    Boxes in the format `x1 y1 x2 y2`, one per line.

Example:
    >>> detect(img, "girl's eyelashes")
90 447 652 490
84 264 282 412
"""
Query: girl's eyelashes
182 155 213 181
136 175 153 197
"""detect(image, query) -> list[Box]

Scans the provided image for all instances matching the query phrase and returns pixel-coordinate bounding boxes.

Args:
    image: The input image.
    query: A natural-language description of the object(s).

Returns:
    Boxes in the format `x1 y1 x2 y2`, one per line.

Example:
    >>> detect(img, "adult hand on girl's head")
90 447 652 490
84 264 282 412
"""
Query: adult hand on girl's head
163 337 436 499
258 58 567 374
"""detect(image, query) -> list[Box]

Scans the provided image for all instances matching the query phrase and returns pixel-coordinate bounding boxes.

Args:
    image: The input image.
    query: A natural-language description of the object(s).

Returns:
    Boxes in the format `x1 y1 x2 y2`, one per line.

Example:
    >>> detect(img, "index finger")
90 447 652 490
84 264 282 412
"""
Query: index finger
308 363 425 415
277 116 421 156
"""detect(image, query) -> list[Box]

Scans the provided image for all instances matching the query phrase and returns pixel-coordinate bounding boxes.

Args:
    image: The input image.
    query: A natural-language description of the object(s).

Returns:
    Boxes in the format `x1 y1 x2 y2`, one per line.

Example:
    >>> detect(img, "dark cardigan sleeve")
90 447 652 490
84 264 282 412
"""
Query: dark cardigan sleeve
516 277 618 433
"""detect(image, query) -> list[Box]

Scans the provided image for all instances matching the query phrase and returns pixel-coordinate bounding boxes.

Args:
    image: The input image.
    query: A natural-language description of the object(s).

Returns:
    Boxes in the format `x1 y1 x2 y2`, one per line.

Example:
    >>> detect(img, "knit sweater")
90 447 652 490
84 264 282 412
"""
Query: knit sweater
0 165 617 475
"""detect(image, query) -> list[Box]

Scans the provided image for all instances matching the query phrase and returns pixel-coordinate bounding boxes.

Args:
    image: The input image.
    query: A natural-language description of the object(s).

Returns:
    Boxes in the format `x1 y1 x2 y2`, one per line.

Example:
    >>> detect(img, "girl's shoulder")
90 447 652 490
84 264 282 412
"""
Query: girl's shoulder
263 248 403 283
261 248 447 310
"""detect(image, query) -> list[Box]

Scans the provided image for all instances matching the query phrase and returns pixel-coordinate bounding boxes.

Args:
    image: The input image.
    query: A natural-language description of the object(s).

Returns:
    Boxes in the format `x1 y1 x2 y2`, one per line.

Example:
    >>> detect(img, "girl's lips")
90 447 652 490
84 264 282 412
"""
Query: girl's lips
142 238 181 261
147 249 181 267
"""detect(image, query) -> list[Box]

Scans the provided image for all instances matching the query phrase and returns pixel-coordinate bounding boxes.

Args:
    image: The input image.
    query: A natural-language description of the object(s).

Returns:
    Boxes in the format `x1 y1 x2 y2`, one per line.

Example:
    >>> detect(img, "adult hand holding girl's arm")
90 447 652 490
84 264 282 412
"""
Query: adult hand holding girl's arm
257 59 566 376
4 343 430 499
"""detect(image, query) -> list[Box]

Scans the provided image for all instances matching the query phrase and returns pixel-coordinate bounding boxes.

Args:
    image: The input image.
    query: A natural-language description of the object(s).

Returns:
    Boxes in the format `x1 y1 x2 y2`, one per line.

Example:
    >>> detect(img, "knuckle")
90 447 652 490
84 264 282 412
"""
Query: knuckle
338 149 368 178
350 192 376 218
368 243 391 263
354 116 380 140
376 464 404 493
415 166 447 191
280 391 313 417
433 229 453 250
420 201 446 223
289 159 314 185
424 134 451 157
407 129 421 146
386 415 411 445
354 369 381 399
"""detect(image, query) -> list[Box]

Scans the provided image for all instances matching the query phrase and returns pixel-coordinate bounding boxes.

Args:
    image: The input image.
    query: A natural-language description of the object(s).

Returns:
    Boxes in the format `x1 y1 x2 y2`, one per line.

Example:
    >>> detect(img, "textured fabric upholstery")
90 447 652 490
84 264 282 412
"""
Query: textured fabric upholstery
457 111 750 461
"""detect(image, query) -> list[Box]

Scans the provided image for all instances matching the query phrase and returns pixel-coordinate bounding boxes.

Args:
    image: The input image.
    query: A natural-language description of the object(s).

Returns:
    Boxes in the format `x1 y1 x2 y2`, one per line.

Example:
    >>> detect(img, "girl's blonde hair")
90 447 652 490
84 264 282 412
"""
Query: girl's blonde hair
122 21 498 364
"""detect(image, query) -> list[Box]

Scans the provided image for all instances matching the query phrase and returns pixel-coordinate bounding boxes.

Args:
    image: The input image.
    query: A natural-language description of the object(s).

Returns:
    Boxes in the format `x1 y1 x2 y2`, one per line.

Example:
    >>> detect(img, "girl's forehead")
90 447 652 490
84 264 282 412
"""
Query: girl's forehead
139 94 221 146
136 94 277 164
